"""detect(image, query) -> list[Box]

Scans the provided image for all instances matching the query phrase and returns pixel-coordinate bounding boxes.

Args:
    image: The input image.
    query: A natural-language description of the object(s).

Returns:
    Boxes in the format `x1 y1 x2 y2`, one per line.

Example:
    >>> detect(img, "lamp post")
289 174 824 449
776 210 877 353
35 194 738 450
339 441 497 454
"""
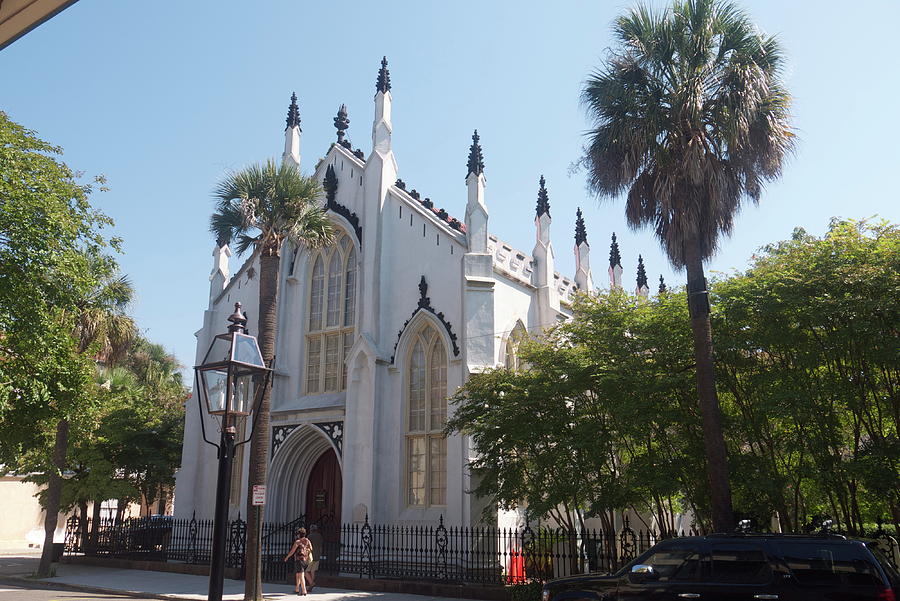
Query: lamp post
194 303 272 601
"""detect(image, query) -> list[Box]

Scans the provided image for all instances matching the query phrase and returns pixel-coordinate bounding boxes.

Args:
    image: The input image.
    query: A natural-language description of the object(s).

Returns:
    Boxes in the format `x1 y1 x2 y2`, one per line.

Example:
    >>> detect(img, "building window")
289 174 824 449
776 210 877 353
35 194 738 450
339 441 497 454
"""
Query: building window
504 322 527 370
406 325 447 507
306 232 356 394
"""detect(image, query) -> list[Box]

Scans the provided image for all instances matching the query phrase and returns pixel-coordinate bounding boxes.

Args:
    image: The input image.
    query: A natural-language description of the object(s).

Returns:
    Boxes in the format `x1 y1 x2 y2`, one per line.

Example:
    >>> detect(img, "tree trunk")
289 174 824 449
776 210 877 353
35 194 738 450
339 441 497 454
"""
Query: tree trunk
78 500 88 552
684 245 734 533
89 497 102 554
244 253 279 601
37 418 69 577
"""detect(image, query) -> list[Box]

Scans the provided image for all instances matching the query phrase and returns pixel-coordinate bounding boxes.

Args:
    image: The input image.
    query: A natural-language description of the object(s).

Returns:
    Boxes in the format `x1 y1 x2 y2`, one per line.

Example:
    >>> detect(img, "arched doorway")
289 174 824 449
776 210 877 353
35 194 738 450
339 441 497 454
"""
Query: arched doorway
268 424 342 524
305 448 342 526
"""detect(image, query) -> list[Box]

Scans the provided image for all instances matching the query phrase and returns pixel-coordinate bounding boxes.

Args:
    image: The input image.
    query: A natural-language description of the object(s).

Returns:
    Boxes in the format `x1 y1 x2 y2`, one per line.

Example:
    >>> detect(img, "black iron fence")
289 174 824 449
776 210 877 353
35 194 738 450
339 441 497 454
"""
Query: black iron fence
64 514 900 585
64 513 661 584
324 515 661 583
64 513 246 570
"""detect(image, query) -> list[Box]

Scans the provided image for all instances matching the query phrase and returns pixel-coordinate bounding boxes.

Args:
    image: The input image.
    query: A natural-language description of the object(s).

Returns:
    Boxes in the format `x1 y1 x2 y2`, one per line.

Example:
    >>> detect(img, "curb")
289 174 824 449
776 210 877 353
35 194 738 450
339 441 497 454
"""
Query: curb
0 574 181 600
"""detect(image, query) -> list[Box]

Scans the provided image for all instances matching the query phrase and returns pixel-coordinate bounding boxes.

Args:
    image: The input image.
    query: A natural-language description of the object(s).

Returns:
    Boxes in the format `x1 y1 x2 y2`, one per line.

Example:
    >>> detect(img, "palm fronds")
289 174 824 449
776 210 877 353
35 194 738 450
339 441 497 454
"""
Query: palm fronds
211 159 334 257
581 0 795 267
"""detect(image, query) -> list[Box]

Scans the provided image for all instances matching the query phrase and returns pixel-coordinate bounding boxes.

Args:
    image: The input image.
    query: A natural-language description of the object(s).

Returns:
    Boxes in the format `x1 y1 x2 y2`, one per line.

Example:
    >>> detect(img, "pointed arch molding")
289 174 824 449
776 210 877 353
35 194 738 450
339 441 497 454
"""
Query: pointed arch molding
272 421 344 458
323 163 362 244
390 276 460 363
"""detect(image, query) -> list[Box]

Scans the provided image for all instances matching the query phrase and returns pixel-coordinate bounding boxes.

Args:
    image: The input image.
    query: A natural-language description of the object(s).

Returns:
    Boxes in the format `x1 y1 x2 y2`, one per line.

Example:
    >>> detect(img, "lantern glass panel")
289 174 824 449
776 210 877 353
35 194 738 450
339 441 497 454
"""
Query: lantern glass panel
203 335 233 364
201 368 229 415
232 369 255 415
232 333 265 367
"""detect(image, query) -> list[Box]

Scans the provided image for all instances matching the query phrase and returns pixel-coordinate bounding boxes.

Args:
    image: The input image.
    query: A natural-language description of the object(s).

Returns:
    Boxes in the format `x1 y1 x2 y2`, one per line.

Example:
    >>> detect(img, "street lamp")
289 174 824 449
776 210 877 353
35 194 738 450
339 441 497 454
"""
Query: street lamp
194 302 272 601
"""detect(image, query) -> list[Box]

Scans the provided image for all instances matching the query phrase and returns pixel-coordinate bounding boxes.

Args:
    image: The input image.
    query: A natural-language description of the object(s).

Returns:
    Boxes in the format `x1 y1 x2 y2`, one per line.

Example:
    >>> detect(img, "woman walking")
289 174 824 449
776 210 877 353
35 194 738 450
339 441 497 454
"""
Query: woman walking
283 527 313 595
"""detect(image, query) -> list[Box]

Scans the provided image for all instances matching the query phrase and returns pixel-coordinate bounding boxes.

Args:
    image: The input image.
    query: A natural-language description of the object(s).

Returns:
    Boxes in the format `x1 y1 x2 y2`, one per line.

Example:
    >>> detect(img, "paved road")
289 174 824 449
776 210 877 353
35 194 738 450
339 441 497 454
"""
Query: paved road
0 554 40 576
0 583 158 600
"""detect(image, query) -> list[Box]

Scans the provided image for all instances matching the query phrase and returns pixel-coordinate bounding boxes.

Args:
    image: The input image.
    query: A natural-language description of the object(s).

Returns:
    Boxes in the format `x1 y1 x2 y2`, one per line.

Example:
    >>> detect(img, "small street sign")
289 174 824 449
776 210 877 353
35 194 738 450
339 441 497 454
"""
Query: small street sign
252 484 266 506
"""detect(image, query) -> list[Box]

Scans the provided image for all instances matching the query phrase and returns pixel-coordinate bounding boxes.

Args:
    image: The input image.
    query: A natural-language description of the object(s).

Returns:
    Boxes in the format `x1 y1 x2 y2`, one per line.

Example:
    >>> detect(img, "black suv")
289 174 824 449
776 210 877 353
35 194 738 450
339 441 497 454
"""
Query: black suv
542 533 899 600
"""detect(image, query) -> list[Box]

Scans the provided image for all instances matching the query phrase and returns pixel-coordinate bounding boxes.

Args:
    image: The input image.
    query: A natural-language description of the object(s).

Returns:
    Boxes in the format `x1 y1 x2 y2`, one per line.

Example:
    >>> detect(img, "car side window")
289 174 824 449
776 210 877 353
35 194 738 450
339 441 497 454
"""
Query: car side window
641 544 704 582
709 542 773 584
776 541 882 586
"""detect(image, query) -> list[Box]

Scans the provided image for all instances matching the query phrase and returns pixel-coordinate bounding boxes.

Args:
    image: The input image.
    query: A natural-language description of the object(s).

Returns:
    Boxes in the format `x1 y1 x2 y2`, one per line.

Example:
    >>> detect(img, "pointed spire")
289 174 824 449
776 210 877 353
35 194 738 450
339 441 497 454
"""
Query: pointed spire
285 92 301 130
574 207 587 246
466 130 485 178
636 255 648 289
536 176 550 218
324 164 338 204
658 274 667 294
376 56 391 93
334 104 350 145
609 233 622 268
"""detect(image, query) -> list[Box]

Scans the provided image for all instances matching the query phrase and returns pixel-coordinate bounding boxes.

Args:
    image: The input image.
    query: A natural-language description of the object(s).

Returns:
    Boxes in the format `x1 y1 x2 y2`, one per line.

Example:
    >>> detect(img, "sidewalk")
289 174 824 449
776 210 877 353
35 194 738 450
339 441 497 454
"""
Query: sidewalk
0 557 461 601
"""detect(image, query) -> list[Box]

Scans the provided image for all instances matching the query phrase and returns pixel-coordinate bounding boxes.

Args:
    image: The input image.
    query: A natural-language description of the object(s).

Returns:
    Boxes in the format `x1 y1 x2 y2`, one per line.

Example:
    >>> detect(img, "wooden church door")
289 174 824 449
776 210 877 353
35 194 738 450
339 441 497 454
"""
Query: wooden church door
305 448 342 526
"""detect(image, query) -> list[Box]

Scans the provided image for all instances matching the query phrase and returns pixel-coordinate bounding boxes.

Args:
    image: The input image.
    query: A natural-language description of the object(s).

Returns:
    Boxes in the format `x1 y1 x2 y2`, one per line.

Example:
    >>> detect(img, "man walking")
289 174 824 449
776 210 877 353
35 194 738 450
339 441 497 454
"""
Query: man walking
306 524 324 590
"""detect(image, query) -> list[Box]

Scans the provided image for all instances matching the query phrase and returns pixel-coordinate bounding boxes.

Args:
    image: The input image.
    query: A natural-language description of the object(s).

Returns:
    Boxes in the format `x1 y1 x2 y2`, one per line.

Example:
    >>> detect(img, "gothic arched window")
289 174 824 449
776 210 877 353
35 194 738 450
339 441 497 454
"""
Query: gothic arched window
503 321 527 370
406 324 447 507
306 232 357 394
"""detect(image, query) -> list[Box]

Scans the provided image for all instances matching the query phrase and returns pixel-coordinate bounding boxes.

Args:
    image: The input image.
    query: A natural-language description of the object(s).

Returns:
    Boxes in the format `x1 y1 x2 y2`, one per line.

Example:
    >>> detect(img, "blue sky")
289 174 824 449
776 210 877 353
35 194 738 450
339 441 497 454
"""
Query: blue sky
2 0 898 375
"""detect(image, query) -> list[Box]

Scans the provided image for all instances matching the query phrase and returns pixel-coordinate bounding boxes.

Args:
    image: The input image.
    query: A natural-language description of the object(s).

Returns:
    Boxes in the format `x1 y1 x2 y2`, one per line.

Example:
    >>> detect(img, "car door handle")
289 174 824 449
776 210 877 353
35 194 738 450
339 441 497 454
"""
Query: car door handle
753 596 778 600
677 595 700 599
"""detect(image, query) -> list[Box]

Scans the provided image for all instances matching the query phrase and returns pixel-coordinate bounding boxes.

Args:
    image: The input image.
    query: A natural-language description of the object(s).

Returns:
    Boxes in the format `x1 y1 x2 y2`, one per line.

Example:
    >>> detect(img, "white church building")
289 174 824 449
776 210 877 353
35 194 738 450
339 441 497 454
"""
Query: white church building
174 58 649 529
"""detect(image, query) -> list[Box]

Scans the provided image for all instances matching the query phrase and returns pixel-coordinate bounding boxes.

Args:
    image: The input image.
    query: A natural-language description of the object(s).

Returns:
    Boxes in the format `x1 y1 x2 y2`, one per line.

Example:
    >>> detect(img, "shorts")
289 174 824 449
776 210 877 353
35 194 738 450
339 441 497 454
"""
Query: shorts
307 560 320 573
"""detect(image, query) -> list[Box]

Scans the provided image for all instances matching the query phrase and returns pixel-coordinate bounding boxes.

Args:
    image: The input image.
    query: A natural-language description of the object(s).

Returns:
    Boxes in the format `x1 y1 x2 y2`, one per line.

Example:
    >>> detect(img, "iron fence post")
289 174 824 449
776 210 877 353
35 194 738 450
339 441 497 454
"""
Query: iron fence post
361 514 372 579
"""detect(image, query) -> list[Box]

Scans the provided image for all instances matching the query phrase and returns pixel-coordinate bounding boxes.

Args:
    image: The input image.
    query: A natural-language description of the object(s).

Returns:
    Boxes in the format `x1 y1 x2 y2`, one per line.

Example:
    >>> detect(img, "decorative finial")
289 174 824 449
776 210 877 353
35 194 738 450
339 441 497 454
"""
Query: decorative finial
227 302 247 334
536 175 550 218
324 164 338 204
376 56 391 93
609 233 621 268
636 255 648 289
466 130 484 178
334 104 350 145
658 274 667 294
574 207 587 245
286 92 301 130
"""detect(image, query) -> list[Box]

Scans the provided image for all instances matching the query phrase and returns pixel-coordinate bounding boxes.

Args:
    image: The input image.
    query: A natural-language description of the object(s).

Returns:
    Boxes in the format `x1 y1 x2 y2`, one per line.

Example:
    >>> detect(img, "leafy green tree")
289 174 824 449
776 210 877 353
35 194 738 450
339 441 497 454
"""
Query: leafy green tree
35 254 135 575
565 291 708 532
0 111 108 467
447 338 602 533
580 0 795 531
56 340 186 547
0 112 124 575
713 219 899 534
451 219 897 537
449 291 708 536
211 159 332 601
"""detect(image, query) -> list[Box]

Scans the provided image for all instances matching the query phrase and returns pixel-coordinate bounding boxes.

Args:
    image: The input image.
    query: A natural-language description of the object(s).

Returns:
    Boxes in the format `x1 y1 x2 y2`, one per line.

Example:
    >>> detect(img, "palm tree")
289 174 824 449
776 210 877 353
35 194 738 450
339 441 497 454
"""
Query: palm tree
581 0 794 531
211 159 332 601
37 253 136 576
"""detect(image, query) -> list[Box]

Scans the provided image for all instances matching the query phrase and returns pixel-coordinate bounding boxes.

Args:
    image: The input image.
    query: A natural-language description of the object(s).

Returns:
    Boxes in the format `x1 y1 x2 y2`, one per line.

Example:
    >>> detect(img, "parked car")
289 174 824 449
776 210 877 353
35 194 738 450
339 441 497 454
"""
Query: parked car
541 533 899 600
126 514 173 552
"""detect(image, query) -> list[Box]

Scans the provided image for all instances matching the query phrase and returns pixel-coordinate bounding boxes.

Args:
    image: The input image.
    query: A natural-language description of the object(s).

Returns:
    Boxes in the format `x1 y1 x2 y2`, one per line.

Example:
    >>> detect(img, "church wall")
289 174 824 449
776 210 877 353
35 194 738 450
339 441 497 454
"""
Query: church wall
370 189 468 525
492 275 540 363
175 254 261 520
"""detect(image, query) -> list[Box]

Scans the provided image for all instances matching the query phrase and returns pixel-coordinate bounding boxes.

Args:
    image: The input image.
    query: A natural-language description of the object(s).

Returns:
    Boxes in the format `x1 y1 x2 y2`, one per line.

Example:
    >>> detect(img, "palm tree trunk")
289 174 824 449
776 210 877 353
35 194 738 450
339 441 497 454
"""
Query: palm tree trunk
37 418 69 577
244 253 279 601
684 245 734 533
